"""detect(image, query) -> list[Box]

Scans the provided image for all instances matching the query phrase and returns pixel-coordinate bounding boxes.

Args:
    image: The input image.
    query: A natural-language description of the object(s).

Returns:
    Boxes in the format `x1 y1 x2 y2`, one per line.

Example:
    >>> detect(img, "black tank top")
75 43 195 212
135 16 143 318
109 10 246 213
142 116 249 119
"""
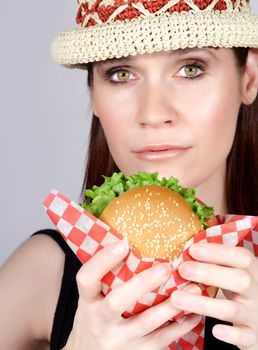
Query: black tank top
32 229 238 350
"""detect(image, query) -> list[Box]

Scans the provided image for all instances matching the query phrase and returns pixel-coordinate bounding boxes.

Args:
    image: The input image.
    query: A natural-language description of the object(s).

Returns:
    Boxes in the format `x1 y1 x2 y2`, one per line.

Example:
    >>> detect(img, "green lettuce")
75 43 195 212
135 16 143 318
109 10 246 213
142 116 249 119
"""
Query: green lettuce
81 171 214 228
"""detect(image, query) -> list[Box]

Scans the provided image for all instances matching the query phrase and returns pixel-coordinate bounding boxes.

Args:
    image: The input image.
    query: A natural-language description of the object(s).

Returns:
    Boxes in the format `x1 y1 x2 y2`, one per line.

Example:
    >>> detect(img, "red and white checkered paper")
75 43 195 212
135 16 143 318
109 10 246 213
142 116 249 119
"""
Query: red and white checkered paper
43 189 258 350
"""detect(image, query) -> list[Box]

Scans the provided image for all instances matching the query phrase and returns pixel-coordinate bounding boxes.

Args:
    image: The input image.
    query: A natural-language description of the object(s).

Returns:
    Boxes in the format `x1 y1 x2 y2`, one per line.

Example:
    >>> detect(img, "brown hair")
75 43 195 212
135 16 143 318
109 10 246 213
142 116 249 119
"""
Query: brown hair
80 48 258 215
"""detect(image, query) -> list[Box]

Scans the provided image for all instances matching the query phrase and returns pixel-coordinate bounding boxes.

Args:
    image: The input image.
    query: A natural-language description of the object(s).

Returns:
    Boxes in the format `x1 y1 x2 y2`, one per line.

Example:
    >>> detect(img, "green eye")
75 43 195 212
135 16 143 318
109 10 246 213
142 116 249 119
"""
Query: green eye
184 65 198 77
116 70 130 81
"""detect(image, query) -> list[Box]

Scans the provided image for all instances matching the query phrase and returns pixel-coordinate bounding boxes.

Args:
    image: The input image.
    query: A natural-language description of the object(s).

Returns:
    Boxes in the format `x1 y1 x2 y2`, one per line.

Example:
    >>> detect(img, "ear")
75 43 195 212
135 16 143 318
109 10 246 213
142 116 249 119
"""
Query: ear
92 102 99 118
90 90 99 118
240 48 258 105
88 65 100 118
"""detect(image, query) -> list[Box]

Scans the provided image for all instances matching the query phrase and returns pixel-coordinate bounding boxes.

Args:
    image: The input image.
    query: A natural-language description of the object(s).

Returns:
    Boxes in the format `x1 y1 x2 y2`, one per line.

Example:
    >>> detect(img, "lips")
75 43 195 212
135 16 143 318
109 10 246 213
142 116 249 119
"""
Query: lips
133 144 191 161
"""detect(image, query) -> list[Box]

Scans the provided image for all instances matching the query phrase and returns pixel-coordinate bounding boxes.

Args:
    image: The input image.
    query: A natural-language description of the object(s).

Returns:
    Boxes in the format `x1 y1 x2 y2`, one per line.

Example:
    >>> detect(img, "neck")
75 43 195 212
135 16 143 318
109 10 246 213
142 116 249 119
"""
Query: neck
195 166 227 215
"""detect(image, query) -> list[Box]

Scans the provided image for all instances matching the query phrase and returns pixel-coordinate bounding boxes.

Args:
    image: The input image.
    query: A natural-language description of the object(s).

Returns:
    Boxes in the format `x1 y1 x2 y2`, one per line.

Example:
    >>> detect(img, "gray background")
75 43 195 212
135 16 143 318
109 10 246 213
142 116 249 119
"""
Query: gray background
1 2 258 265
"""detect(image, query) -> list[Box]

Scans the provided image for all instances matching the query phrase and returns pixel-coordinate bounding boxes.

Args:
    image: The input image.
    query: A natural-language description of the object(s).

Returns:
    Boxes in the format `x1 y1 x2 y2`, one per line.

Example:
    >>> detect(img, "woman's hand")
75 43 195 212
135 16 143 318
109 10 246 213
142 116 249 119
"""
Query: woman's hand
64 239 201 350
170 243 258 349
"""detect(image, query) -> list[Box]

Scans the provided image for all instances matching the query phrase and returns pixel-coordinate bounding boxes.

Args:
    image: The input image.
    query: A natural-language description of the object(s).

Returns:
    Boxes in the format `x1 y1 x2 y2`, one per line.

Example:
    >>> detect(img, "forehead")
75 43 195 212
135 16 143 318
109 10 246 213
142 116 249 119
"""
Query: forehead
95 47 220 67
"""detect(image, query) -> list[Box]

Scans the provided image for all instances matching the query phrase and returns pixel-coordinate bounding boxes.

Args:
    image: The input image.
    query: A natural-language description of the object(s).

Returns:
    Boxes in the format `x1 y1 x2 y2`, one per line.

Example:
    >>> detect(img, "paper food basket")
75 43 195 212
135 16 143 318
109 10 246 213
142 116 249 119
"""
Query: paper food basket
43 189 258 350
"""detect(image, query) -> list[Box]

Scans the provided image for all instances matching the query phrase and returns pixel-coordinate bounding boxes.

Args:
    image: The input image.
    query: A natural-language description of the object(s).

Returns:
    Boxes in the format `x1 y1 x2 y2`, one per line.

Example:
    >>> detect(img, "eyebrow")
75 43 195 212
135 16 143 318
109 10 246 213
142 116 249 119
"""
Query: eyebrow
96 47 220 67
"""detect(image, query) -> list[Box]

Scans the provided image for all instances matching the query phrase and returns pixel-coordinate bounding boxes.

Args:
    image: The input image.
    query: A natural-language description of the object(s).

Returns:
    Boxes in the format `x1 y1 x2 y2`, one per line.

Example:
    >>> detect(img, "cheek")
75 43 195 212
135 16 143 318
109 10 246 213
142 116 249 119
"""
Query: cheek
187 68 239 141
93 86 136 126
188 77 240 176
201 92 239 147
92 86 135 158
173 73 241 188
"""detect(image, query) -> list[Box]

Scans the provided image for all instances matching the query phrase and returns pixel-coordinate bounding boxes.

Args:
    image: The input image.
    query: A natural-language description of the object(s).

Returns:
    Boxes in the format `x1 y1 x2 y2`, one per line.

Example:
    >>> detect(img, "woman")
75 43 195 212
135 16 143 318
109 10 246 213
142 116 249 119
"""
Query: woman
1 0 258 349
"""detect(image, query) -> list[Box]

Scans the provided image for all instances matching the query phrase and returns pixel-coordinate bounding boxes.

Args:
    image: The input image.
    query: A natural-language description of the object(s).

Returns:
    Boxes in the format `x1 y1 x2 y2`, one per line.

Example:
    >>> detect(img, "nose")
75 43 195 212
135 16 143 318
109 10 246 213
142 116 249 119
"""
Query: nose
137 82 177 128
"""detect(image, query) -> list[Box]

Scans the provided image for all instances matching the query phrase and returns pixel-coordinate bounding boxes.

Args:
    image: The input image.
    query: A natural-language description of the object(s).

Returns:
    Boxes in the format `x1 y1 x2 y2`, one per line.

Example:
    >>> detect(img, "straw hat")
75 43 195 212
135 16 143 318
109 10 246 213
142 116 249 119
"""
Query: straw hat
51 0 258 67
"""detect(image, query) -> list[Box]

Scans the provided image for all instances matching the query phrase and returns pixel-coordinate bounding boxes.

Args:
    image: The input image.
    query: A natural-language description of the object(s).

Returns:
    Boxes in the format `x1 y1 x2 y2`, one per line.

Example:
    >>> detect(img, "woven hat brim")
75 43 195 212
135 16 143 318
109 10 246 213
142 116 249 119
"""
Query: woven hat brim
51 11 258 66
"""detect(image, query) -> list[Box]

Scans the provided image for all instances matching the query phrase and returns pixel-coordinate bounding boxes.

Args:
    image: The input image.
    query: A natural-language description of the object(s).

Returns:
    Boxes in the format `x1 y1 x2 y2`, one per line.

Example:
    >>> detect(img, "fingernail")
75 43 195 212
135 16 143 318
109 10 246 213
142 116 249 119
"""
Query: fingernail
189 314 202 324
183 284 202 295
153 263 171 278
111 239 129 255
179 263 195 277
213 325 227 339
190 244 208 258
171 291 187 305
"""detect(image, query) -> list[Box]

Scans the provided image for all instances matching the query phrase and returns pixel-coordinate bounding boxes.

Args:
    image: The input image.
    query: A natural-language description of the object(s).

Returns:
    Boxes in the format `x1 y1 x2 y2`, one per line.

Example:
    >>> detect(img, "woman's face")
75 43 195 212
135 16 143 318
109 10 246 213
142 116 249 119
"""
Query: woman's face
92 48 243 191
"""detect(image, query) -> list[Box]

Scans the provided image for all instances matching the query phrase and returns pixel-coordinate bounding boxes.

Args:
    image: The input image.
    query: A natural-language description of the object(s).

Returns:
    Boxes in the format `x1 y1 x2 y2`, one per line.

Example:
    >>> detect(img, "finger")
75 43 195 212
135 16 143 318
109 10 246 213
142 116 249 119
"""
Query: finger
189 244 258 275
76 239 129 300
142 314 202 349
125 284 201 338
178 261 255 297
212 324 257 349
170 292 247 325
100 262 171 318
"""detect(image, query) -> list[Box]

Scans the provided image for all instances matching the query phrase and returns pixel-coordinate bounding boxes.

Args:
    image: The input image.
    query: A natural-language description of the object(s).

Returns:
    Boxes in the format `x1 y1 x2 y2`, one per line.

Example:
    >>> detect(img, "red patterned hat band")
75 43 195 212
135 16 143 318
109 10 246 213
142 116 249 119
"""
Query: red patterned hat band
76 0 251 29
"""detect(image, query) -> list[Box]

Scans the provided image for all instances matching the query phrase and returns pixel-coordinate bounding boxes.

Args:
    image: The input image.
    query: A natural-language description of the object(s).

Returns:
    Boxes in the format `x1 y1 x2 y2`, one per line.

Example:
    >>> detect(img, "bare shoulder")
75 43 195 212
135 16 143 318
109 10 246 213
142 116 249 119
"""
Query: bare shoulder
0 232 66 350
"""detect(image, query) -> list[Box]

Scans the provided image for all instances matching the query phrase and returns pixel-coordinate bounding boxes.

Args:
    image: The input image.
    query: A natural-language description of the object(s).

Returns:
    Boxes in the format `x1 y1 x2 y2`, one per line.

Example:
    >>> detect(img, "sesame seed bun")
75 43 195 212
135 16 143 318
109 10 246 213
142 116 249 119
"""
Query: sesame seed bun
99 184 218 298
99 184 203 261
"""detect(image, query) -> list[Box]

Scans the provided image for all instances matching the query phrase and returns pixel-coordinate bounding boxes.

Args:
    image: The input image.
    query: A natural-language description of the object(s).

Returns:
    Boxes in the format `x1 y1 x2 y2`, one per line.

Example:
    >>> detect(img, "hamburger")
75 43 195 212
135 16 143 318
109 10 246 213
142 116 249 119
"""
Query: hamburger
82 171 217 261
